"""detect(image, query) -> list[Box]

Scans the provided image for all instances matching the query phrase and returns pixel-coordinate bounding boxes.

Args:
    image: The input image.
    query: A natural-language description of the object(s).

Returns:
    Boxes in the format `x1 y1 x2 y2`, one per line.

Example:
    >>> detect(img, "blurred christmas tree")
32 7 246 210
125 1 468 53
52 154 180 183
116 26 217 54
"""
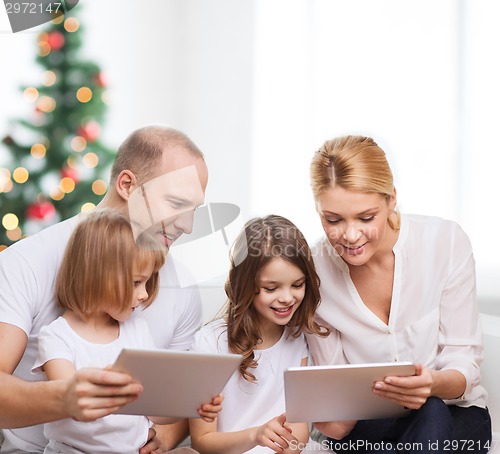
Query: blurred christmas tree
0 8 114 249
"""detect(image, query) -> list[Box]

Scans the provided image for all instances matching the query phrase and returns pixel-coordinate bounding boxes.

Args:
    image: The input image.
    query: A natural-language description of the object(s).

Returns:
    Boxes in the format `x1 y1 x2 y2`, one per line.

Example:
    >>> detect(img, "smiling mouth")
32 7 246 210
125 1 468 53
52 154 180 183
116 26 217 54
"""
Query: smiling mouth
157 230 178 248
271 305 294 316
342 243 366 255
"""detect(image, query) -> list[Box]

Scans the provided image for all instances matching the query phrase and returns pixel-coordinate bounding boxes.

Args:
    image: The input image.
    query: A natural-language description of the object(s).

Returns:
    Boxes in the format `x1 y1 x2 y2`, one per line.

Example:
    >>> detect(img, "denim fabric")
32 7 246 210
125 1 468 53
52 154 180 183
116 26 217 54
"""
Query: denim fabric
327 398 491 453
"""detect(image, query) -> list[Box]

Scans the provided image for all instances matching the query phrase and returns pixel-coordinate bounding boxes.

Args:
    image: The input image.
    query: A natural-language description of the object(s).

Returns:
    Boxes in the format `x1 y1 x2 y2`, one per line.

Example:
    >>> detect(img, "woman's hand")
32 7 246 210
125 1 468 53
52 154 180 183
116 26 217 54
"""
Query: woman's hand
372 363 433 409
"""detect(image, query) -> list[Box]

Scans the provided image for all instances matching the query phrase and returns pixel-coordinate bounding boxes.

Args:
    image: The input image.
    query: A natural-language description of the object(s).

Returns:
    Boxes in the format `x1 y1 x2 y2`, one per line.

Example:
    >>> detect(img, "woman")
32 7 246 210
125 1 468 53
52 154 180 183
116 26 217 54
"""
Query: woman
306 135 491 453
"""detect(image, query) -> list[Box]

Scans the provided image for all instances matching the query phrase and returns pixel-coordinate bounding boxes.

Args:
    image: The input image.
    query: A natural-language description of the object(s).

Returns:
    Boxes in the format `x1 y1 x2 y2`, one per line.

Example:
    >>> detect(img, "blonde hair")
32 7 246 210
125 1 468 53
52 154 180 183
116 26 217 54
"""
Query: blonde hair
56 208 165 321
224 215 329 382
110 126 204 185
310 135 400 230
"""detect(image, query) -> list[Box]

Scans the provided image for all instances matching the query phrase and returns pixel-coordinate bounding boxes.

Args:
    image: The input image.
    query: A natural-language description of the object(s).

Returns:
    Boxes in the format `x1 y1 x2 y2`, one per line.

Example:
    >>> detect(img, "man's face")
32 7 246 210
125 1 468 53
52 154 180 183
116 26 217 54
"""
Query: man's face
128 146 208 250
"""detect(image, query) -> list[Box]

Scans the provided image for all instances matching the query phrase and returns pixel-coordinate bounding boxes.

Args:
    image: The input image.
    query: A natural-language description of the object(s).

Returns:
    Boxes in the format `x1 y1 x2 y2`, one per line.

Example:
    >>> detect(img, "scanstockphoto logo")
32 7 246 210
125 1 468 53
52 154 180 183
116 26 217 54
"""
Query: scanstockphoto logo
2 0 78 33
168 202 246 288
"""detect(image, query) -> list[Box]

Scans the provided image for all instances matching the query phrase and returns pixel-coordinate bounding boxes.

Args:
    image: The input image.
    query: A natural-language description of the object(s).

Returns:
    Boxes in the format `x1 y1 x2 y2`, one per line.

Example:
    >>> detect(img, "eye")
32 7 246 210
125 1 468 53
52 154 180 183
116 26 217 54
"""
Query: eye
324 217 341 225
360 216 375 222
133 280 141 287
292 282 305 289
263 287 277 293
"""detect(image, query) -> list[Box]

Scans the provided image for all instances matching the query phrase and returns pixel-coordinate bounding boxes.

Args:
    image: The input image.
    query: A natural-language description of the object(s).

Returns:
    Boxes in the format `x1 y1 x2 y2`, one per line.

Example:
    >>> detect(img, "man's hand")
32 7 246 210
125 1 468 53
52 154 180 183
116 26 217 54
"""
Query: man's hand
63 367 143 422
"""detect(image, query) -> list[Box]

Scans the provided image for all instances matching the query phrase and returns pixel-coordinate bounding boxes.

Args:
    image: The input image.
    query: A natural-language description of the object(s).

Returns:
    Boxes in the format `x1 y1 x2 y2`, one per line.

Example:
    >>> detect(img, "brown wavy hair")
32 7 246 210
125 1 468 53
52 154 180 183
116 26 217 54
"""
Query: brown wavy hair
56 208 165 321
224 215 329 382
311 135 400 230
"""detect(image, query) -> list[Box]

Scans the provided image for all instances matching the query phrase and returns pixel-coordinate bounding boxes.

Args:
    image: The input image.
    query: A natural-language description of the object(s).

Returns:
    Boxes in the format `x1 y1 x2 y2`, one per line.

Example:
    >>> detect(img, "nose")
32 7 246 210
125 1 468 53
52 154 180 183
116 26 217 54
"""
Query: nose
343 223 362 244
278 288 294 304
137 286 148 304
173 209 195 235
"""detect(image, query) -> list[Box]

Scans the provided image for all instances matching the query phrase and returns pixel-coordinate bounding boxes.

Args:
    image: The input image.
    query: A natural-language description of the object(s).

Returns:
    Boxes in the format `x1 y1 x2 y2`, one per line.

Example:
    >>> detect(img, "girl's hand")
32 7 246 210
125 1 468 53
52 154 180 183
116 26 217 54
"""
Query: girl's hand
372 363 433 409
252 413 297 452
139 427 161 454
197 393 224 422
313 420 357 440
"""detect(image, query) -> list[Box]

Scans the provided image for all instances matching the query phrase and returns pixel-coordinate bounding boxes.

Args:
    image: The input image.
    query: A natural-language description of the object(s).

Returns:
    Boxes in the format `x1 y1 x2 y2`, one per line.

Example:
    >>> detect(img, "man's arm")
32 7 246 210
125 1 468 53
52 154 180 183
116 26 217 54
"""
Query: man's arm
0 322 143 428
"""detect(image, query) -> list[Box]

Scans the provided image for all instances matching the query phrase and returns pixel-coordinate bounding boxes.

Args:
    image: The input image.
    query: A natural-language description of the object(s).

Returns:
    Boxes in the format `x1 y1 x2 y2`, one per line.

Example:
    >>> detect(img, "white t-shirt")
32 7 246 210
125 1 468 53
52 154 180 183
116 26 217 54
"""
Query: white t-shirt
32 316 154 454
191 319 308 454
306 213 486 409
0 215 202 453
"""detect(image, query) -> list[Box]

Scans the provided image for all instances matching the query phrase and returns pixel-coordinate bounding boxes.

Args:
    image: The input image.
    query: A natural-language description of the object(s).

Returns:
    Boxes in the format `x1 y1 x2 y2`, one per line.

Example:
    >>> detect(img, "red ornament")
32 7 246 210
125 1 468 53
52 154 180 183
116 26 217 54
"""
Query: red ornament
47 32 65 51
93 72 107 88
26 201 56 220
60 166 80 184
77 121 100 142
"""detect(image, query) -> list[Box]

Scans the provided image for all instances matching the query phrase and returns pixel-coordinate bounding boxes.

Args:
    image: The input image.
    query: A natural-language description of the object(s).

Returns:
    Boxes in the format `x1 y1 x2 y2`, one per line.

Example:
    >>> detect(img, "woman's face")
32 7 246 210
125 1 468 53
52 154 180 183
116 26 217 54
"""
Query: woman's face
316 185 396 266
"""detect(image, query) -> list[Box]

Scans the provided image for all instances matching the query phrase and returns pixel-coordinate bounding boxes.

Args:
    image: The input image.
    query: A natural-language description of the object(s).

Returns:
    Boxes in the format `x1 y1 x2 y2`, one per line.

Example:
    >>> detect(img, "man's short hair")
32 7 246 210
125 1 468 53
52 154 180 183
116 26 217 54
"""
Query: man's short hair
110 126 204 185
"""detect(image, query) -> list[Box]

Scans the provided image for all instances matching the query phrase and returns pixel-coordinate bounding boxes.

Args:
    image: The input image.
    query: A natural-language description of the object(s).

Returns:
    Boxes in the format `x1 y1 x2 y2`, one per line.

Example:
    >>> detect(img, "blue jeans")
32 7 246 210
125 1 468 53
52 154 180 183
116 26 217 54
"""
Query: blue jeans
327 398 491 453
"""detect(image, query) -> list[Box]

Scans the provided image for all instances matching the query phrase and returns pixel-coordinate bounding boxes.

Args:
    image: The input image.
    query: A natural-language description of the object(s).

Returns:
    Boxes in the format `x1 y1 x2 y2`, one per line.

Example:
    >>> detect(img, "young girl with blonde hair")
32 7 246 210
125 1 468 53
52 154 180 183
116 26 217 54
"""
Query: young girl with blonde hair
33 209 216 454
189 214 329 454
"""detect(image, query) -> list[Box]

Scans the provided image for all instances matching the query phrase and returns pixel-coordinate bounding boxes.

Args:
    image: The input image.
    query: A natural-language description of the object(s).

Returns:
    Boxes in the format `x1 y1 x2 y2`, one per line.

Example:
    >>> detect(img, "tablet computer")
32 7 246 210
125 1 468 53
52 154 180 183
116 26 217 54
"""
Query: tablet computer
285 361 416 423
112 348 242 418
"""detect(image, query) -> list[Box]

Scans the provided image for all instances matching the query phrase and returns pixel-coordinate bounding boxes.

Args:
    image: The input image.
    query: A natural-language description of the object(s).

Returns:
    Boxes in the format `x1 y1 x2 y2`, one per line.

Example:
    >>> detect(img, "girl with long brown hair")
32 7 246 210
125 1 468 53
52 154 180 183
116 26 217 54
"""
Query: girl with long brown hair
189 214 329 454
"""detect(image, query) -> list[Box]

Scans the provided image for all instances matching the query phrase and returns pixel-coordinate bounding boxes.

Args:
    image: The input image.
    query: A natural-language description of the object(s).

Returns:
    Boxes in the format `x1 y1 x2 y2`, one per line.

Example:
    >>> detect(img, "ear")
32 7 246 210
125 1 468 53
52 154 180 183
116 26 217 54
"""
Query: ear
388 187 397 213
115 170 138 201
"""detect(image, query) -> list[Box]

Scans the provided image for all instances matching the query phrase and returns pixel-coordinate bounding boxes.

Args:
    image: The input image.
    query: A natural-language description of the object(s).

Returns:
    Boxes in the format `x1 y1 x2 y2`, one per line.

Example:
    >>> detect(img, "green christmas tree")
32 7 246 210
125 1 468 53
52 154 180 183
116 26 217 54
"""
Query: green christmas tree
0 9 115 249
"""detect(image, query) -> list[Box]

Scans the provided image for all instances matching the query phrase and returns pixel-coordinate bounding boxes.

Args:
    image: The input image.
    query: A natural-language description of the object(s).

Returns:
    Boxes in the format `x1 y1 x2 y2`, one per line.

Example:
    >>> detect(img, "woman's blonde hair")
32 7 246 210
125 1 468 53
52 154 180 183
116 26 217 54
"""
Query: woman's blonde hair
224 215 329 383
56 208 165 320
310 135 400 230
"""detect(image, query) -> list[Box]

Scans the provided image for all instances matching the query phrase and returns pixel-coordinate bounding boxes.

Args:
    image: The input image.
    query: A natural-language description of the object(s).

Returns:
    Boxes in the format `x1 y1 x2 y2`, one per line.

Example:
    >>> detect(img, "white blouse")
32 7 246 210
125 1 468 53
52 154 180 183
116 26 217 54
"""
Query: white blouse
306 213 487 408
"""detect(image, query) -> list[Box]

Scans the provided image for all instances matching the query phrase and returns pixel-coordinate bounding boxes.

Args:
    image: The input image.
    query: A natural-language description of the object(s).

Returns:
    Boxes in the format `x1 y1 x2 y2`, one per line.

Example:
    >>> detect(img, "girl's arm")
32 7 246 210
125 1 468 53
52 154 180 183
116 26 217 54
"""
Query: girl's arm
314 420 357 441
43 358 77 380
189 413 306 454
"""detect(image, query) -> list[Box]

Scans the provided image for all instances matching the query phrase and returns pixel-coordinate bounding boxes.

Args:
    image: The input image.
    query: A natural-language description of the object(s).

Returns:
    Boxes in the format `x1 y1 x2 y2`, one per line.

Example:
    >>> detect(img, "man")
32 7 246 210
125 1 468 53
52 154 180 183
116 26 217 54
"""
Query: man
0 126 209 453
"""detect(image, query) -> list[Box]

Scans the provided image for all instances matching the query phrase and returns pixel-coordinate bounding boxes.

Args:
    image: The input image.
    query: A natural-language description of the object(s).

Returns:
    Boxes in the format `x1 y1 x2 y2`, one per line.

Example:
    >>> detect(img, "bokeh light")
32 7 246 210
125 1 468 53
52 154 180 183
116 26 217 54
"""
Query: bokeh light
83 152 98 168
2 213 19 231
81 202 95 212
70 136 87 152
64 17 80 33
23 87 39 103
50 187 65 201
76 87 92 103
92 179 107 195
42 70 57 86
6 227 22 242
13 167 29 184
31 143 47 159
37 96 56 113
60 177 76 193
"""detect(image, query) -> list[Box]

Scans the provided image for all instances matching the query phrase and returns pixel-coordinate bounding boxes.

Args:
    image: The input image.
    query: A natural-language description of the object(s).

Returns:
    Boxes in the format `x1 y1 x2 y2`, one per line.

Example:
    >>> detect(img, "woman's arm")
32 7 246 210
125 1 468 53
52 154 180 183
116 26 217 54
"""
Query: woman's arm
189 413 301 454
